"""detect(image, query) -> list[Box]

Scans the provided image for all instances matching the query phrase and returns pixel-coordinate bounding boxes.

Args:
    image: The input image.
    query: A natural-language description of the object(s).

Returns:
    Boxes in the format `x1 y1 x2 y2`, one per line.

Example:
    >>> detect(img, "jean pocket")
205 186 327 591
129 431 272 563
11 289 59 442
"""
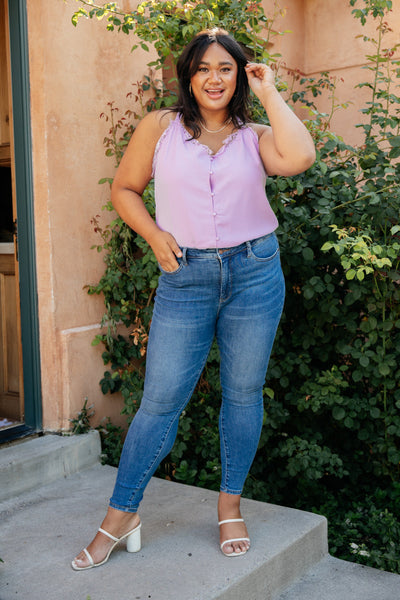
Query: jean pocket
249 233 280 262
158 261 184 275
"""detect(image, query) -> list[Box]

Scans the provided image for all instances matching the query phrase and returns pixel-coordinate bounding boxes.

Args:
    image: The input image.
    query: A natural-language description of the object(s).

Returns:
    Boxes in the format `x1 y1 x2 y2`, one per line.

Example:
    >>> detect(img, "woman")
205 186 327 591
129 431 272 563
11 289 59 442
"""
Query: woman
72 28 315 570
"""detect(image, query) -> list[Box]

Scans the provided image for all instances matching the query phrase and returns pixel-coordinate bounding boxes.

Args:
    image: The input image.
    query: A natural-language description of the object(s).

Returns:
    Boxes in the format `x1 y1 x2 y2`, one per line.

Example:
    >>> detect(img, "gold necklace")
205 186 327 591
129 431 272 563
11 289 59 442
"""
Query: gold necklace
201 118 232 134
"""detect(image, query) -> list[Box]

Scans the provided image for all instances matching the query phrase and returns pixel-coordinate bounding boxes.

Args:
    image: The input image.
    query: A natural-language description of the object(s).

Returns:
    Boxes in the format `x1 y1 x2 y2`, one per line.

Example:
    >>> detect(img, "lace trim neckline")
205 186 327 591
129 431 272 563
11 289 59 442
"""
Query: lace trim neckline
179 117 240 157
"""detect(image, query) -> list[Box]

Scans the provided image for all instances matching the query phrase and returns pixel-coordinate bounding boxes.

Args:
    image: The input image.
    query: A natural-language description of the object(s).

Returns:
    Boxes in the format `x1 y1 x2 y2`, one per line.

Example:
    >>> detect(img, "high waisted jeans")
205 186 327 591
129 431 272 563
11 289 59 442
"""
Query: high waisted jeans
109 232 285 513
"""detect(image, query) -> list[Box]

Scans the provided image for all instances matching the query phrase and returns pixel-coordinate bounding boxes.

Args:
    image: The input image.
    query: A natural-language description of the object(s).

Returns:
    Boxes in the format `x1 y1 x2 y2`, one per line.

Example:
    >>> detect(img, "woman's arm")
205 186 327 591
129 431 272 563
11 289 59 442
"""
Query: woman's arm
245 62 316 176
111 110 182 271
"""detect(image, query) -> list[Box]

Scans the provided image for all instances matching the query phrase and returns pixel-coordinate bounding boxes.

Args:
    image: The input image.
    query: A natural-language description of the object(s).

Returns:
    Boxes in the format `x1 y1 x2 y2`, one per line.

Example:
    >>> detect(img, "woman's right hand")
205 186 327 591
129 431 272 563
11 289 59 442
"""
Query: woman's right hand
149 230 183 272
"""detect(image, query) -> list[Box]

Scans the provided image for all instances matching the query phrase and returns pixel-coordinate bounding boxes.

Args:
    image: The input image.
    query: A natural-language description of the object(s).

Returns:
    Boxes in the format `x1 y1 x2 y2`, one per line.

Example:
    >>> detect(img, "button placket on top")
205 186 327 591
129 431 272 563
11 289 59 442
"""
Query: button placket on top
209 155 220 244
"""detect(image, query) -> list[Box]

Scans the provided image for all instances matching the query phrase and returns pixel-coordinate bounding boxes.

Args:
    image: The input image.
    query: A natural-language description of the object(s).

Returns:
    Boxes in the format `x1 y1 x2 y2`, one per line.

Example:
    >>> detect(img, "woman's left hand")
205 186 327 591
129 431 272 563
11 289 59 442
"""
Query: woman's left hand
245 62 275 97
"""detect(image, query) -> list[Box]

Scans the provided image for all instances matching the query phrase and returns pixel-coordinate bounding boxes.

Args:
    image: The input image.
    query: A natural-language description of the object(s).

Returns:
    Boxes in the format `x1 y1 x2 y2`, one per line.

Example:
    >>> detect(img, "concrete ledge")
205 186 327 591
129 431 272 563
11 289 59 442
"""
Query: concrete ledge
1 443 398 600
0 464 328 600
0 431 101 502
277 555 400 600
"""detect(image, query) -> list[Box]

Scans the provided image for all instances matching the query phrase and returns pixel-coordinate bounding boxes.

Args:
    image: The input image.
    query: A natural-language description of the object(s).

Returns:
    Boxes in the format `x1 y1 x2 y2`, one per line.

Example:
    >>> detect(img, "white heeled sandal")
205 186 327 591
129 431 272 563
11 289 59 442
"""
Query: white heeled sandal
218 518 250 557
71 522 141 571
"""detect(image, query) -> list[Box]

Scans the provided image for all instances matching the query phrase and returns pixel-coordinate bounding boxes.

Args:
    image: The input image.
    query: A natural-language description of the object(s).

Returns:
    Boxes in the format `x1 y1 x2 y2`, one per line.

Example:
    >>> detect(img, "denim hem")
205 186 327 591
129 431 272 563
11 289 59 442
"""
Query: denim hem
219 487 243 495
109 501 139 513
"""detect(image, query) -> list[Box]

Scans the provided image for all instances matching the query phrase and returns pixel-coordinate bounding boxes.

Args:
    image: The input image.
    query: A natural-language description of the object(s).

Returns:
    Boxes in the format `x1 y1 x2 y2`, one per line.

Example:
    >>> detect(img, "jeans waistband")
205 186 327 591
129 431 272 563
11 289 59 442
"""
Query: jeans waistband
181 232 276 264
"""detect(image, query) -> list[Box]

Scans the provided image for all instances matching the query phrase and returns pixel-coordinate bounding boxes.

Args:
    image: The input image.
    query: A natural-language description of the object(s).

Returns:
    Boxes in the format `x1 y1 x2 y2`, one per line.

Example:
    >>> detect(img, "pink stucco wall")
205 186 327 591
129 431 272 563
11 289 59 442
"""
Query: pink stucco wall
25 0 399 431
27 0 156 430
272 0 400 142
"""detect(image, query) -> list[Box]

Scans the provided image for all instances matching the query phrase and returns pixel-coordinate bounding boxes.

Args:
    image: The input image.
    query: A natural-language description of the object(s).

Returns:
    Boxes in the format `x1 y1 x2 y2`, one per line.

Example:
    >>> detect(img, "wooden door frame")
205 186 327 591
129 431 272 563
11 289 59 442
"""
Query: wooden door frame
1 0 42 441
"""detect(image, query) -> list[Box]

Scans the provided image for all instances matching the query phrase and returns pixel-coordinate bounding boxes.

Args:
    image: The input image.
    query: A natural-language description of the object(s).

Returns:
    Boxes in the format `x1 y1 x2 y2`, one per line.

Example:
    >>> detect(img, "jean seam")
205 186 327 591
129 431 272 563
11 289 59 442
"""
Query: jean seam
219 403 230 492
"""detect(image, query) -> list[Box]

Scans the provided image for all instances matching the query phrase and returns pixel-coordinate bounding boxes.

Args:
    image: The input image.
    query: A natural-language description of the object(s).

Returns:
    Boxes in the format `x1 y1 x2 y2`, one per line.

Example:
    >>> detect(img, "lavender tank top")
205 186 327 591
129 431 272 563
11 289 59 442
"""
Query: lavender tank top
152 114 278 249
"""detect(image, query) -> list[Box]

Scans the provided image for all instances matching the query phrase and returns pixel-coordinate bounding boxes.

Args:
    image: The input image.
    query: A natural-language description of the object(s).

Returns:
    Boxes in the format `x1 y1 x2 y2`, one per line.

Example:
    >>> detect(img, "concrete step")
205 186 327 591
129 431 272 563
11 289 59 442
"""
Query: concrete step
0 433 327 600
0 430 101 501
1 433 398 600
276 554 400 600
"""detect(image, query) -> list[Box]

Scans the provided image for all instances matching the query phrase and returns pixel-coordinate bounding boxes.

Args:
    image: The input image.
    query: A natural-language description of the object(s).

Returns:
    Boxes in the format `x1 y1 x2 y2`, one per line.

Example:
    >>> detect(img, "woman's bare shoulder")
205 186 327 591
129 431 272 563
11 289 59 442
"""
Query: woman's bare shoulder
118 110 176 177
135 109 177 142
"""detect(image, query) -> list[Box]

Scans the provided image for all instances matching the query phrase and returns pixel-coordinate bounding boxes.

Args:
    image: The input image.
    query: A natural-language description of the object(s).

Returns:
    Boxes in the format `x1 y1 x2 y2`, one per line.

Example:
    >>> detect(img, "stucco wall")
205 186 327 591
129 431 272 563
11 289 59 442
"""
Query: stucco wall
27 0 156 430
26 0 400 433
272 0 400 143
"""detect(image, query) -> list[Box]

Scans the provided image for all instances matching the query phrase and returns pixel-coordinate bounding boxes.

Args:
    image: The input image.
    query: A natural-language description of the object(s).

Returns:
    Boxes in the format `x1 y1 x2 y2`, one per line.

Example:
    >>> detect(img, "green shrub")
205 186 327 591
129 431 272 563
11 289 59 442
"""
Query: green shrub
73 0 400 573
318 482 400 574
96 419 125 467
69 398 94 434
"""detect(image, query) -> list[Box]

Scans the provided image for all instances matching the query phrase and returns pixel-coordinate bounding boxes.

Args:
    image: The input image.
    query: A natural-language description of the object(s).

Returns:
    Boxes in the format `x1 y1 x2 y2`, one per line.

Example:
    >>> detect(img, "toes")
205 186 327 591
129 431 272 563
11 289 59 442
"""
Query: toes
72 553 89 568
74 551 86 563
221 539 250 556
233 542 246 554
222 542 235 555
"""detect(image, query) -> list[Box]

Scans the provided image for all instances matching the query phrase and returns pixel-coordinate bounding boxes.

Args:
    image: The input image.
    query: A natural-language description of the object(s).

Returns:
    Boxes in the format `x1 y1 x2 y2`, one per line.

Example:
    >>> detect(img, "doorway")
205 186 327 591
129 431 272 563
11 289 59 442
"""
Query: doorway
0 148 23 433
0 0 42 443
0 0 24 436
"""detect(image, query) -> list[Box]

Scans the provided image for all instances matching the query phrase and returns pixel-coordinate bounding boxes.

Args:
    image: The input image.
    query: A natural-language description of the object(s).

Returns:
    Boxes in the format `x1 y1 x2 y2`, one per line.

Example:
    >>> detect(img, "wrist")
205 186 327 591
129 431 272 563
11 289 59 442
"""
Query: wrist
257 84 279 104
145 223 163 247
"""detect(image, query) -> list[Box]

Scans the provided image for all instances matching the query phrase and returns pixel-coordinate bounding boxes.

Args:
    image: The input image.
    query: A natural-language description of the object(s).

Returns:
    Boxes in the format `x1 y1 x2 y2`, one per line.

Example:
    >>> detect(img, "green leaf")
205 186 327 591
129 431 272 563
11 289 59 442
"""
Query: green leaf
382 320 393 332
321 242 333 252
356 270 365 281
344 416 354 428
370 407 380 419
319 161 328 175
378 363 390 376
352 370 363 382
388 135 400 147
332 406 346 420
302 247 315 261
346 269 356 280
388 147 400 159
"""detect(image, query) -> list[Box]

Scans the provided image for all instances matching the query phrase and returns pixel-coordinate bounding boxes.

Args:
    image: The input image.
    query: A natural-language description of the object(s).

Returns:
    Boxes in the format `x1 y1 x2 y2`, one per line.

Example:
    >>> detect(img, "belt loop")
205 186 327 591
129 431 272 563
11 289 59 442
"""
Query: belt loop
246 240 252 258
181 247 188 265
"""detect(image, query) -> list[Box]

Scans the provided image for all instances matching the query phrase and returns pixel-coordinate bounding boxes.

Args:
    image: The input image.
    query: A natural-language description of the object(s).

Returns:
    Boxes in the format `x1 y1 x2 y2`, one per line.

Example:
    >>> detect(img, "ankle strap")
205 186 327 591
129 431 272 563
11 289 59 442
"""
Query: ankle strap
98 527 119 542
218 518 244 526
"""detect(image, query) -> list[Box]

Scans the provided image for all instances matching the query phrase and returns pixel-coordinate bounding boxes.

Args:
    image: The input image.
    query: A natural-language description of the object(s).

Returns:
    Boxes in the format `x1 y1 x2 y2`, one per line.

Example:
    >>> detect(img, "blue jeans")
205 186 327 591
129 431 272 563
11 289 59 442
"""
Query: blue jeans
109 232 285 512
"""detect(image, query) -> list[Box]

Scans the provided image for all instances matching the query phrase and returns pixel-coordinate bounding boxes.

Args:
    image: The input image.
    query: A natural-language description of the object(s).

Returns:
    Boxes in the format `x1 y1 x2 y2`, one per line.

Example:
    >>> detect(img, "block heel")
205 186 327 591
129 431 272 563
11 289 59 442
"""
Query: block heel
126 526 141 553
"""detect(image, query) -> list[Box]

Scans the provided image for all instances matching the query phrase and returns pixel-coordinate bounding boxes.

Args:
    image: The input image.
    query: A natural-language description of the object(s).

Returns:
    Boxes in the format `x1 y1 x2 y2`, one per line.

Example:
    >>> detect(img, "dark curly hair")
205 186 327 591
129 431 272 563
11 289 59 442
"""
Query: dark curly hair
173 28 250 138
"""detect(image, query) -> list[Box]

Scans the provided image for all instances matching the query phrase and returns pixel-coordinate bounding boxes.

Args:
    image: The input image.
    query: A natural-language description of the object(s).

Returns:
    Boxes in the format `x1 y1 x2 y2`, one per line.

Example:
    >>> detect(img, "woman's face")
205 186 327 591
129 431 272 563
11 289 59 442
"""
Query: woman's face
190 42 238 115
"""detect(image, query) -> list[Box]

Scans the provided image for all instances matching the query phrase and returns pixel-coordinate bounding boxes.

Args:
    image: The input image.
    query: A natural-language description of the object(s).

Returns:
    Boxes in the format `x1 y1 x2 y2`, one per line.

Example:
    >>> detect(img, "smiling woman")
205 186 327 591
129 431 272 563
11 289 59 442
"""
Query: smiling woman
72 27 315 571
190 44 238 120
176 28 250 139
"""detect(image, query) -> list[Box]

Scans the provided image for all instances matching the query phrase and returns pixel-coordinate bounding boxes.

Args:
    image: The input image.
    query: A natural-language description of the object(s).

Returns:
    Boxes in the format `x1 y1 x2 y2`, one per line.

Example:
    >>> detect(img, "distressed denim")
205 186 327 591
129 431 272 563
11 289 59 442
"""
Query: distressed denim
109 232 285 512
